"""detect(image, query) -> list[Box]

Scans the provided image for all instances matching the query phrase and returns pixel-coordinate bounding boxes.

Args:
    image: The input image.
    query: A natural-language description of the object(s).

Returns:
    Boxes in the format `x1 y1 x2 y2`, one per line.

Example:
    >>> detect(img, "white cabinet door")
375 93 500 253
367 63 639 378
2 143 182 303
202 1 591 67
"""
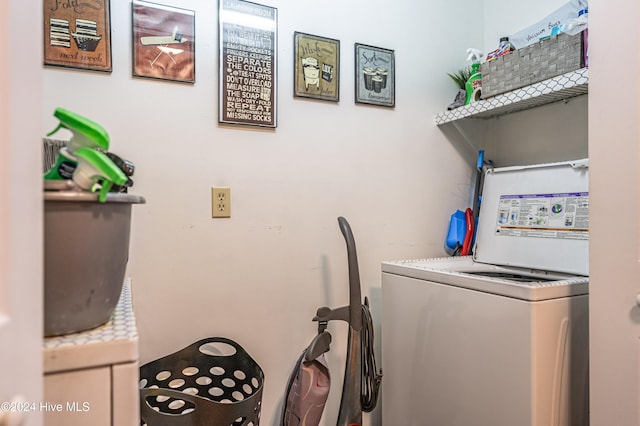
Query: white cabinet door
588 0 640 424
43 368 111 426
112 362 141 426
0 1 44 425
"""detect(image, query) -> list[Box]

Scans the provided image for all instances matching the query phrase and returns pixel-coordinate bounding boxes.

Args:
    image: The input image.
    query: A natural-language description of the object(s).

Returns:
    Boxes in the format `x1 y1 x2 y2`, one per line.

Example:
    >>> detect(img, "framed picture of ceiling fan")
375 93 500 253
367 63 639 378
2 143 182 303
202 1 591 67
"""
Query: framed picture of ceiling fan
132 0 195 83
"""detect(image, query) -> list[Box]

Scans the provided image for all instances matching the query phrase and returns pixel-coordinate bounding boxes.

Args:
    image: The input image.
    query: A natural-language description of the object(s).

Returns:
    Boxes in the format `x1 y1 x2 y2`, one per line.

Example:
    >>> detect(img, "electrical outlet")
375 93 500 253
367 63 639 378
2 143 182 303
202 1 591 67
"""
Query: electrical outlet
211 187 231 218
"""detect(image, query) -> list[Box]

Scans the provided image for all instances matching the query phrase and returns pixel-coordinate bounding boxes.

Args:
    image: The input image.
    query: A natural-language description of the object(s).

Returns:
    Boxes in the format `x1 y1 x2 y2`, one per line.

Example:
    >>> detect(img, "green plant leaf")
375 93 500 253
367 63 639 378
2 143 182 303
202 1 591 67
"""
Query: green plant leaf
447 67 472 90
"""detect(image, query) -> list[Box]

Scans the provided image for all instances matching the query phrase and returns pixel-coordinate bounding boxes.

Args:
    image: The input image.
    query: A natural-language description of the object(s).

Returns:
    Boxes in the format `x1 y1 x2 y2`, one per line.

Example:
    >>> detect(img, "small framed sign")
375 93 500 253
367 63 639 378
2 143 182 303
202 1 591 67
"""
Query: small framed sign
43 0 112 72
293 32 340 102
355 43 395 107
219 0 278 127
132 1 196 83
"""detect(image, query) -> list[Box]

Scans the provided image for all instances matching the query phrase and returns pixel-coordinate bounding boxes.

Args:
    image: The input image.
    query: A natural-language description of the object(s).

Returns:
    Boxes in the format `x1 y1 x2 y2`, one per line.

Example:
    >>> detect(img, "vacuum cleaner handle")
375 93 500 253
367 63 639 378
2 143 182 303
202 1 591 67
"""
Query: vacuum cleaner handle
337 216 362 331
337 216 364 426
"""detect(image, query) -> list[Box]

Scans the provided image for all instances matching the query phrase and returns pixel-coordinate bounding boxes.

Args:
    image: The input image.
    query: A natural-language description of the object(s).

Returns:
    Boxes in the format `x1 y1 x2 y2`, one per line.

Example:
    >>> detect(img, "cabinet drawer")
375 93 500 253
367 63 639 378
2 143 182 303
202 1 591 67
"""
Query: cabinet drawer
44 367 111 426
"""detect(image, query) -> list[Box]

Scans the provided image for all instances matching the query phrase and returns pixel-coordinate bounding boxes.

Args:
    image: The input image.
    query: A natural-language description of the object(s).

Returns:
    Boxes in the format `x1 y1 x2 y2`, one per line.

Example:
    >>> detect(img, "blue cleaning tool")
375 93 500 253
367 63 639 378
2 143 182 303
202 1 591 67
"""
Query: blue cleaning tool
470 150 486 252
445 210 468 254
446 150 488 256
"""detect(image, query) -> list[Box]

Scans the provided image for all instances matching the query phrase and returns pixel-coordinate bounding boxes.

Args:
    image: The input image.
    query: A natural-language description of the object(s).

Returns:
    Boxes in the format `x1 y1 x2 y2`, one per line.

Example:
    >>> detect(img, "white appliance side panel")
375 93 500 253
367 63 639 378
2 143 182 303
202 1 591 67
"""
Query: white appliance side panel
381 273 533 426
381 273 589 426
531 294 589 426
475 160 589 275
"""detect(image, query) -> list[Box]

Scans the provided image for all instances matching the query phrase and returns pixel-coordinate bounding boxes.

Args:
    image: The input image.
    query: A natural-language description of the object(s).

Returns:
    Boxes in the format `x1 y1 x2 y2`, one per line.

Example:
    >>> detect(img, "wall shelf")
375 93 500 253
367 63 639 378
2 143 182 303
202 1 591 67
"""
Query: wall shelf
435 68 588 125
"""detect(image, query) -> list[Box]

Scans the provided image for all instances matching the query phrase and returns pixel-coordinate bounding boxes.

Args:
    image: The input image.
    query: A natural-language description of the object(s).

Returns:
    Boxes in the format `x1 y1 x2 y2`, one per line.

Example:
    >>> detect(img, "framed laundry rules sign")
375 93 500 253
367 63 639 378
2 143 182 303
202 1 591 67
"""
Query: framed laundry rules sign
43 0 112 72
355 43 395 107
132 1 195 83
294 32 340 102
219 0 278 127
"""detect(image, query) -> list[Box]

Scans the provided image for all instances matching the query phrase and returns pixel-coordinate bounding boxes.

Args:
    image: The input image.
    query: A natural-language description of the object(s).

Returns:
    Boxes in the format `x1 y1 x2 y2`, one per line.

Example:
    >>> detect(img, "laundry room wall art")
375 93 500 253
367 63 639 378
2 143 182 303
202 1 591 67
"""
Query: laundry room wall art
355 43 395 107
293 32 340 102
43 0 112 72
132 1 195 83
219 0 278 127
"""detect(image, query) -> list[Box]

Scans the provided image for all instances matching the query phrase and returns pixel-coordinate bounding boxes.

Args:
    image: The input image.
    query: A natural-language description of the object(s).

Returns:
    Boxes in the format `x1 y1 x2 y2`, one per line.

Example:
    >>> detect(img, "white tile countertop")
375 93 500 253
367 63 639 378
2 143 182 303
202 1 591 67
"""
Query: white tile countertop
44 279 138 373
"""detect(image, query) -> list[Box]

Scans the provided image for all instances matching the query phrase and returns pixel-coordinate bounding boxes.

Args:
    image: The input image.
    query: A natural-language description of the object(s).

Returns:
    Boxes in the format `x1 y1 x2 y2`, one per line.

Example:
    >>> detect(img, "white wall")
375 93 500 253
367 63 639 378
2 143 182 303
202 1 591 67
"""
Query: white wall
589 0 640 423
36 0 610 425
39 0 599 424
483 0 573 53
490 95 588 166
1 1 43 425
43 1 482 424
439 93 588 170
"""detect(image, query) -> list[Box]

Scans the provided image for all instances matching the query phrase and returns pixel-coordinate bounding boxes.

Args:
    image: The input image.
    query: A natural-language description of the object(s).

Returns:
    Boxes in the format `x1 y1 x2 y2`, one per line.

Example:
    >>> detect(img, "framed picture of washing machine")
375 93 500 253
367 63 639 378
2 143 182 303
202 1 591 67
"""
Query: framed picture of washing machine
131 0 195 83
43 0 112 72
293 32 340 102
354 43 395 107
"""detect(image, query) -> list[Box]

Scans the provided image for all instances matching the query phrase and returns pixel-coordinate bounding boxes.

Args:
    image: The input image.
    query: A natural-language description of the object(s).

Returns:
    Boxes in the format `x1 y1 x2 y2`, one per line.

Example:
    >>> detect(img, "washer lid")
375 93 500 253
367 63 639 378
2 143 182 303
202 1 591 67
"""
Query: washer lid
473 159 589 276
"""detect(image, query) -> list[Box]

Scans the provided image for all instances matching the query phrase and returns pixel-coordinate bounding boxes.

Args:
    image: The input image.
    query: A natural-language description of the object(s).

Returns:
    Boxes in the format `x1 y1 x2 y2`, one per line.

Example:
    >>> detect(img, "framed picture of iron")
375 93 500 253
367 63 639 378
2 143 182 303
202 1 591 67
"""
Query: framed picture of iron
219 0 278 127
293 32 340 102
354 43 395 107
132 1 195 83
43 0 112 72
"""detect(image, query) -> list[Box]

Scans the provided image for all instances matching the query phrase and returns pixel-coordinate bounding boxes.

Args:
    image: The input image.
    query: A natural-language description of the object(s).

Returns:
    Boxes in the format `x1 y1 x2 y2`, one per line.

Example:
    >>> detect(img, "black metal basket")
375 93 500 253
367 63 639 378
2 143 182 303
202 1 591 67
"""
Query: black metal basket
140 337 264 426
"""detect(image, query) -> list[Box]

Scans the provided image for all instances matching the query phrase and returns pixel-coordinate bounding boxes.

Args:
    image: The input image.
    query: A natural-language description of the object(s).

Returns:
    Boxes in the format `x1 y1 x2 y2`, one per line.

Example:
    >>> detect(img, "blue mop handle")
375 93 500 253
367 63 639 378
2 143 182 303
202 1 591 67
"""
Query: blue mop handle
470 150 485 254
477 150 484 171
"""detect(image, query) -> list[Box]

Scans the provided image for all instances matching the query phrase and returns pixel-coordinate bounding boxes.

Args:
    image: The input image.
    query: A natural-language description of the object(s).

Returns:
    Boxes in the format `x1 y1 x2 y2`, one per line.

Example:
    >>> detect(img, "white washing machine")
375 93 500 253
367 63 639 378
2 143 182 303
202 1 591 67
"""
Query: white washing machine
381 159 590 426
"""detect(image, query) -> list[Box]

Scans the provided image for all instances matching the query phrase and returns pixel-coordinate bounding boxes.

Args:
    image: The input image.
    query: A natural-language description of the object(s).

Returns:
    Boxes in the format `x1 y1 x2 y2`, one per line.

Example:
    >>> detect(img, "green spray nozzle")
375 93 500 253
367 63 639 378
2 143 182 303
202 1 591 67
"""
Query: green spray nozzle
47 108 110 153
73 147 127 202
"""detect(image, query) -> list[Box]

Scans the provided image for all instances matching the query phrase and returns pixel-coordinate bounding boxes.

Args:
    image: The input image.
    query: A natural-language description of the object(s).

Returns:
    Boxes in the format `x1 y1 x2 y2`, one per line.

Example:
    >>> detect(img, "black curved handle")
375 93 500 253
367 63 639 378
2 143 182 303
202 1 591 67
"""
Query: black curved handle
337 217 362 330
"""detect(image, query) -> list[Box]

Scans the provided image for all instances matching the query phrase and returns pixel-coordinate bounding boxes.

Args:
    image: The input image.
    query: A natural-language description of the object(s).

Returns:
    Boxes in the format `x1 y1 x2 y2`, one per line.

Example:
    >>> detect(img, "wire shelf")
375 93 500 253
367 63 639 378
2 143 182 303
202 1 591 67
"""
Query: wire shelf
435 68 588 125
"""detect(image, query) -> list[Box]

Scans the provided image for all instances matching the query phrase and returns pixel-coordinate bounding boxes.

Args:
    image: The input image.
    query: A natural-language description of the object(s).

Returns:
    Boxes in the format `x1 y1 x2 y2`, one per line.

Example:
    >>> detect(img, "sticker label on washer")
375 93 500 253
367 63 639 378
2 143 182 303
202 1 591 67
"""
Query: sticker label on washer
495 192 589 240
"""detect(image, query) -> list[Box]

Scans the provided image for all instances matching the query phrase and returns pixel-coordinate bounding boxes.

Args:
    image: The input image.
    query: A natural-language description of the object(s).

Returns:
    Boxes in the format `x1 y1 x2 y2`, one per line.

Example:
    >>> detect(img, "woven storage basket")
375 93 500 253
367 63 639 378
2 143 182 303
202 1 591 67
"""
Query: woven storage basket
42 138 67 172
140 338 264 426
482 32 585 99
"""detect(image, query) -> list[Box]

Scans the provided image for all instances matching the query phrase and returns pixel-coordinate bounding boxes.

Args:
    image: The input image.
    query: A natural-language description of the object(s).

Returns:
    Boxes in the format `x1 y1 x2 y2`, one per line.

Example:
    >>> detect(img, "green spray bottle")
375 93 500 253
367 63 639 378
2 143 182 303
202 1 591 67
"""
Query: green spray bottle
44 108 110 180
73 147 127 202
464 48 483 105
